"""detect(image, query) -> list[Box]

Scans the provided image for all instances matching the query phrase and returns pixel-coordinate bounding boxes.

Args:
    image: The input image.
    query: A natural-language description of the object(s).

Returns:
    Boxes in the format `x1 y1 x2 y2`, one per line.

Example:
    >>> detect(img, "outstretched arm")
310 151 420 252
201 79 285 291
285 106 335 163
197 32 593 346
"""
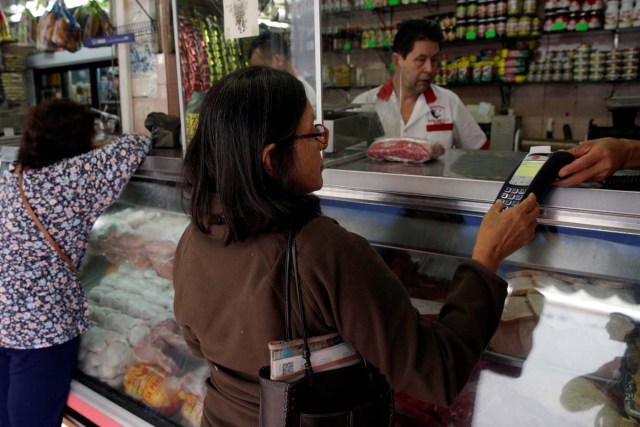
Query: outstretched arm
555 138 640 187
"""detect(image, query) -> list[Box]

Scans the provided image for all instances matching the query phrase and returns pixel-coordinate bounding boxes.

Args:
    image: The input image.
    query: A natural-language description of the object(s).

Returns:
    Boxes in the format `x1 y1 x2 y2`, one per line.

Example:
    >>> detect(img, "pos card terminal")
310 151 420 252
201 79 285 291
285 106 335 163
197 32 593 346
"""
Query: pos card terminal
497 146 574 208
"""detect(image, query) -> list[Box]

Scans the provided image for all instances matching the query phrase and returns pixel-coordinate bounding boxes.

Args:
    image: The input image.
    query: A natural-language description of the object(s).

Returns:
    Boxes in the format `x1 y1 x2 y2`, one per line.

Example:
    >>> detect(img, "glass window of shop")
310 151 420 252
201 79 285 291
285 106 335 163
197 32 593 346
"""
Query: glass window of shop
175 0 319 148
318 4 640 182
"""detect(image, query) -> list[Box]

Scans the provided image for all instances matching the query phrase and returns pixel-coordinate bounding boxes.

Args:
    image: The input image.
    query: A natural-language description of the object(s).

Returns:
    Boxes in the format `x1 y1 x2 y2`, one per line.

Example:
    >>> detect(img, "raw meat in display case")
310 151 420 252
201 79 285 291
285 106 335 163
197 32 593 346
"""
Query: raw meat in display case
77 204 206 426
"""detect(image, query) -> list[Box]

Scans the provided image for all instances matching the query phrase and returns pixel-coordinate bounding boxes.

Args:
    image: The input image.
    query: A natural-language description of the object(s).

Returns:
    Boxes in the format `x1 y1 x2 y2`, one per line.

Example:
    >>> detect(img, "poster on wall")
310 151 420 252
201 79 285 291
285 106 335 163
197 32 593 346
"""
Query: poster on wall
223 0 259 39
130 41 158 98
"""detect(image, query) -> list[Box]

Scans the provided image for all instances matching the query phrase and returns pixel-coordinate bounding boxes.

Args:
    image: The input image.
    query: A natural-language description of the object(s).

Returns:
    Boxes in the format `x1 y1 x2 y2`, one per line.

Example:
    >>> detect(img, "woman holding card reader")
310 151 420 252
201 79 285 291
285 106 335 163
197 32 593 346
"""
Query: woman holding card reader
173 67 539 426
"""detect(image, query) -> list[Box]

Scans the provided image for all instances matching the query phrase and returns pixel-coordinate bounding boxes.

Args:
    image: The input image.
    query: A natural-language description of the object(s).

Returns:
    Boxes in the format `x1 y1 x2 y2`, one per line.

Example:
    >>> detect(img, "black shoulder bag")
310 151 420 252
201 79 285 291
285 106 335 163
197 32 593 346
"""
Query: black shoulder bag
258 228 394 427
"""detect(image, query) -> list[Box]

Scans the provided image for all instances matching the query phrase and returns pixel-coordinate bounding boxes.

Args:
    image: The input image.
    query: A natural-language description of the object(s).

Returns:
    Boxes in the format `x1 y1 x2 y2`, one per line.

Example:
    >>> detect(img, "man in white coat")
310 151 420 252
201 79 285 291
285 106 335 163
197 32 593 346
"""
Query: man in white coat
352 20 488 150
248 32 317 111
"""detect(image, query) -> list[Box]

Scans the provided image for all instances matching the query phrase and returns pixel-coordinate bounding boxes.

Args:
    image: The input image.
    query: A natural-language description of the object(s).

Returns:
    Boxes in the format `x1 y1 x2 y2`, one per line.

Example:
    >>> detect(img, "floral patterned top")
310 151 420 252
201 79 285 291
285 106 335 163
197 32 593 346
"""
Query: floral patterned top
0 134 151 349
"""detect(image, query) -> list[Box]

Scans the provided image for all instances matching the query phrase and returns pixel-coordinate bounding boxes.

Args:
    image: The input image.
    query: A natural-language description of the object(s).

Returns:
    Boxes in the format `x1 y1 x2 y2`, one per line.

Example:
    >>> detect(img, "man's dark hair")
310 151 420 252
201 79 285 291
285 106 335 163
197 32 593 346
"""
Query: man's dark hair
392 19 444 58
248 32 291 61
17 98 96 169
183 66 318 244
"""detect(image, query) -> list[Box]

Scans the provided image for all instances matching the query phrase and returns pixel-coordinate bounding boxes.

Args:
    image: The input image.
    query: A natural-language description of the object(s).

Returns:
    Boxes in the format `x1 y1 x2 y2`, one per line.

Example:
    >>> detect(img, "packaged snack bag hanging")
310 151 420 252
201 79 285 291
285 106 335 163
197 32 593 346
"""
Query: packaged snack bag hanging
0 7 16 42
51 0 82 52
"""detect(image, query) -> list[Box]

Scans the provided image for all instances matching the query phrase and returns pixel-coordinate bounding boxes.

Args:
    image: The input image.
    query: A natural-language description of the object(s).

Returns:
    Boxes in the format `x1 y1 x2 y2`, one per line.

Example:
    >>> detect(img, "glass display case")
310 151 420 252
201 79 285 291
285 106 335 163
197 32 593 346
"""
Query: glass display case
52 147 640 426
316 150 640 426
4 0 634 421
66 156 201 427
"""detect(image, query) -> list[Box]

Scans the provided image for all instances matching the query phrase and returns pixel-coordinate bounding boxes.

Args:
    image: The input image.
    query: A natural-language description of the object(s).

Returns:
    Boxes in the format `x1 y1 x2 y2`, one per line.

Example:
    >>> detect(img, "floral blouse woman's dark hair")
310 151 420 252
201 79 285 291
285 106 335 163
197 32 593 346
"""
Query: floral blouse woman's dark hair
183 66 320 244
17 98 96 169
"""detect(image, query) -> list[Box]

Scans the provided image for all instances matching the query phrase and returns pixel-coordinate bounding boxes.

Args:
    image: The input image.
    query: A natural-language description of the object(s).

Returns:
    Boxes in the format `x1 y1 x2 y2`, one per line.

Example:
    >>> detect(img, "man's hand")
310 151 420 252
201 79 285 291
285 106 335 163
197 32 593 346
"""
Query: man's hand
555 138 636 187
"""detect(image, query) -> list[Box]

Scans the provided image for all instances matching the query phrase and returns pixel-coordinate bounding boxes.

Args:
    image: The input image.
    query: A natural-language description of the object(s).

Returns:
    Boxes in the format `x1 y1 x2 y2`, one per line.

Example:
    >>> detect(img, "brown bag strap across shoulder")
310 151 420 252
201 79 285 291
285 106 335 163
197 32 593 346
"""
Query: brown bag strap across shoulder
17 166 79 274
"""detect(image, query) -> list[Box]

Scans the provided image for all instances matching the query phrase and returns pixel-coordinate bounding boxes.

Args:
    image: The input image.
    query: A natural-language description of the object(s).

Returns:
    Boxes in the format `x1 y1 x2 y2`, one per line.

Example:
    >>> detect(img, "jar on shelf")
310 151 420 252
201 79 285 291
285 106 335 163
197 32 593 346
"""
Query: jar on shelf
467 18 479 35
568 12 578 28
375 27 384 46
487 0 498 16
496 0 508 14
496 16 508 34
589 69 604 80
360 29 369 49
456 0 468 19
479 0 489 17
577 12 589 27
618 0 633 27
621 68 638 80
605 68 621 80
606 62 623 73
588 10 603 27
383 26 392 46
569 0 582 11
531 15 543 33
369 28 379 48
507 15 519 35
544 12 556 30
604 0 619 28
524 0 537 14
508 0 523 14
467 0 480 18
554 10 570 29
456 19 468 38
478 18 489 36
487 17 498 34
621 47 639 63
518 15 533 34
606 49 621 63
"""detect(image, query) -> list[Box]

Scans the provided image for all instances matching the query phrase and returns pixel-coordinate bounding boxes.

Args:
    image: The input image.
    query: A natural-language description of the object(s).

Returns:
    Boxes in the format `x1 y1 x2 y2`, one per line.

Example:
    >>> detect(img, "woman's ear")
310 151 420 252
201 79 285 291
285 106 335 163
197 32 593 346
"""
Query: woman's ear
262 143 277 178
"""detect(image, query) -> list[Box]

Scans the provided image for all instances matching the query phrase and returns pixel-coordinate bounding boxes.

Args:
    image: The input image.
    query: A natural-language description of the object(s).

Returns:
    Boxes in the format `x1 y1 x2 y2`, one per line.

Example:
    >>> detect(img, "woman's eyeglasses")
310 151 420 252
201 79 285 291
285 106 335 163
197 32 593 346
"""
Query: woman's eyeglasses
293 124 329 149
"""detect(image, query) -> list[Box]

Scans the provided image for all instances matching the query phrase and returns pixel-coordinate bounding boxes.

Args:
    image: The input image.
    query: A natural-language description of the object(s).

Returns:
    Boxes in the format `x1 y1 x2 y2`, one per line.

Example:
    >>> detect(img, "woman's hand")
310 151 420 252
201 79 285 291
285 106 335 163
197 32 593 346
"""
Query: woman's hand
472 194 540 272
555 138 635 187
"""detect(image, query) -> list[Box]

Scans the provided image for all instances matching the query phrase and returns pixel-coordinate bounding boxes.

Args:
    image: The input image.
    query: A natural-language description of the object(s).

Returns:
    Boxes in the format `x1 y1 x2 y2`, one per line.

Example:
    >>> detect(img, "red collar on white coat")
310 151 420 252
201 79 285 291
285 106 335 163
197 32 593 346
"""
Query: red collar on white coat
376 77 437 103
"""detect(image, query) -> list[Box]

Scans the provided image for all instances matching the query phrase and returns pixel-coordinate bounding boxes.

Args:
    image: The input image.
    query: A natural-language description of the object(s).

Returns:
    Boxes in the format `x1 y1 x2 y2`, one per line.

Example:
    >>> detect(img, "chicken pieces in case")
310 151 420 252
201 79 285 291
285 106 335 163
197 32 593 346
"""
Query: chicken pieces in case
79 206 209 424
89 206 189 280
488 289 544 359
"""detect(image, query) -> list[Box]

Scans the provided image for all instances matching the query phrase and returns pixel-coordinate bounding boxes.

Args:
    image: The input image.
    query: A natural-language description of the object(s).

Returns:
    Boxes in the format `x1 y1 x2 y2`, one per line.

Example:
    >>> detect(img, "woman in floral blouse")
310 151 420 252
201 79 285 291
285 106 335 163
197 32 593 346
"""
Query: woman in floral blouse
0 99 151 427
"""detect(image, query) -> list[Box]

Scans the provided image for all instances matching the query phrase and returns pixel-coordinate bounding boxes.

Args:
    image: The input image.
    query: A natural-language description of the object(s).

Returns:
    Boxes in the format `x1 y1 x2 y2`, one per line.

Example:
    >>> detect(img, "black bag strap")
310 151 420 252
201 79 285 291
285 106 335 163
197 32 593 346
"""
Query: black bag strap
284 229 293 340
284 227 314 385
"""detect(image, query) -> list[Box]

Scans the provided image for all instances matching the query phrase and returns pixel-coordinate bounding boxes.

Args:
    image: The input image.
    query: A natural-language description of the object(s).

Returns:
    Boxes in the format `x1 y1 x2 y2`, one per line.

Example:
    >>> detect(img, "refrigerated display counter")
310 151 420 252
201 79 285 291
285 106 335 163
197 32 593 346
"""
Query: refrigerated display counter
317 150 640 426
66 154 199 427
7 147 635 426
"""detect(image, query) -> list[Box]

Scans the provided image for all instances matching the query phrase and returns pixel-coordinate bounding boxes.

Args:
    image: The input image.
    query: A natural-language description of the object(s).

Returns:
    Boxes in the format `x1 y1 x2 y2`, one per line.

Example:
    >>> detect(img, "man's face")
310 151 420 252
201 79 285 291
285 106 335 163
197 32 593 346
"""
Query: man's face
394 40 440 96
